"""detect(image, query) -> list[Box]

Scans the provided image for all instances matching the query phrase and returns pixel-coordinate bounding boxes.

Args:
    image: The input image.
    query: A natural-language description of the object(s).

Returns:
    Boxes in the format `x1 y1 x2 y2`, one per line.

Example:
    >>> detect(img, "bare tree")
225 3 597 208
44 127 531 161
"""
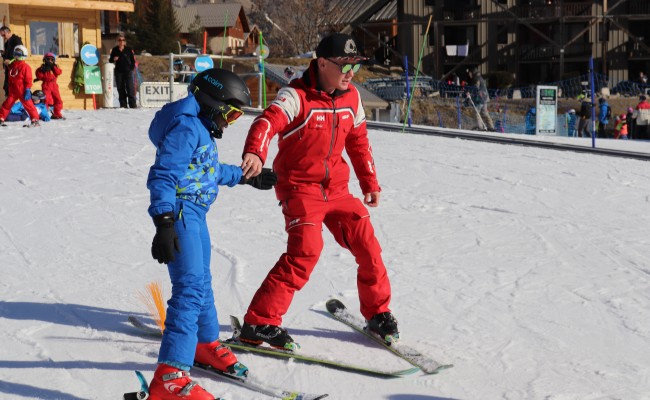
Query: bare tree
249 0 333 57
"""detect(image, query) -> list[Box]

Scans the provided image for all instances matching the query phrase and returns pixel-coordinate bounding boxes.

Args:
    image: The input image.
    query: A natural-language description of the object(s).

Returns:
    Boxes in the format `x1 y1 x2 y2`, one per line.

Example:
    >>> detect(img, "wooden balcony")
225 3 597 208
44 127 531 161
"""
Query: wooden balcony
511 2 591 20
5 0 134 11
519 43 592 61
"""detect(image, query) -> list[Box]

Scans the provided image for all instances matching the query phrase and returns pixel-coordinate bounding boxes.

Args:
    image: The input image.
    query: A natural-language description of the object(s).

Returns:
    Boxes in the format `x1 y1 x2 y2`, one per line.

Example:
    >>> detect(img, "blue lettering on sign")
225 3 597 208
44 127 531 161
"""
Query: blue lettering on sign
203 74 223 89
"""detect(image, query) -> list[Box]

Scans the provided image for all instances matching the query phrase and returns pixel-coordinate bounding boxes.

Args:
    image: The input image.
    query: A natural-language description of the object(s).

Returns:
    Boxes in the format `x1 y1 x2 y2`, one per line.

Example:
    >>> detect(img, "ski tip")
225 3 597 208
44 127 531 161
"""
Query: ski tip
325 299 345 314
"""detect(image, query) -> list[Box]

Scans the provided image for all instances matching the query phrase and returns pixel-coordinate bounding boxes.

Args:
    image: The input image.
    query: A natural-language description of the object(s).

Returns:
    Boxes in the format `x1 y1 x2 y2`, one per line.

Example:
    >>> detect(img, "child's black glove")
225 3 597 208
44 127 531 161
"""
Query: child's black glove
239 168 277 190
151 212 180 264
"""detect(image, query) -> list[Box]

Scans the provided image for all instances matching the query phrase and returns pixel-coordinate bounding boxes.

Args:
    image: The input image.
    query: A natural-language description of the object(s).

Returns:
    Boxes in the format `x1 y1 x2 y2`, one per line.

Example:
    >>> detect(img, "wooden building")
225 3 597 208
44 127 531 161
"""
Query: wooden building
402 0 650 86
338 0 650 87
174 2 253 55
0 0 134 110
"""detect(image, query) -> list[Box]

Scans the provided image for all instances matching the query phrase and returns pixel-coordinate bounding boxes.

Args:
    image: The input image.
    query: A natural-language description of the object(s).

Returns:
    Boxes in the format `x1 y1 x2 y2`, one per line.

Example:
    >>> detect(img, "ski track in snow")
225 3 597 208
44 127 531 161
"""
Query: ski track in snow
1 109 650 399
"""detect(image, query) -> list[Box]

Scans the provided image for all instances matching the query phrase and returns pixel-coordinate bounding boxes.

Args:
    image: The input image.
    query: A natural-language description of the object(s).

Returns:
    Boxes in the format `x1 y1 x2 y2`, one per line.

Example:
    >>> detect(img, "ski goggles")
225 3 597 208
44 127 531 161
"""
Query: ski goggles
215 102 244 125
326 58 362 74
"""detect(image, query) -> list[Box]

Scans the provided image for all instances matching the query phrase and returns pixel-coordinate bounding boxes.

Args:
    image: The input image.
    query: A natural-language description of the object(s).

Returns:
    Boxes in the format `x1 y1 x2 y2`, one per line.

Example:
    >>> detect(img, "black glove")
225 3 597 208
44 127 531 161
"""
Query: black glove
42 63 52 72
239 168 277 190
151 212 180 264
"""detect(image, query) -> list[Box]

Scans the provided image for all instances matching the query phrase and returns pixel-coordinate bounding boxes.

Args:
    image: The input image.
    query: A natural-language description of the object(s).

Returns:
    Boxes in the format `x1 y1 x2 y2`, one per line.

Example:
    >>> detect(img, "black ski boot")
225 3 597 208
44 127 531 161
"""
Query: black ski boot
367 312 400 344
238 322 299 350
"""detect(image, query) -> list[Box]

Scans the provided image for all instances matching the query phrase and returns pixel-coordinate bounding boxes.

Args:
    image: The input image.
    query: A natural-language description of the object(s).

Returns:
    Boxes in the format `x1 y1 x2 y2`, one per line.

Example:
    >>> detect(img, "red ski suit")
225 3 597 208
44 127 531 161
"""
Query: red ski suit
242 60 391 325
0 60 39 122
36 64 63 118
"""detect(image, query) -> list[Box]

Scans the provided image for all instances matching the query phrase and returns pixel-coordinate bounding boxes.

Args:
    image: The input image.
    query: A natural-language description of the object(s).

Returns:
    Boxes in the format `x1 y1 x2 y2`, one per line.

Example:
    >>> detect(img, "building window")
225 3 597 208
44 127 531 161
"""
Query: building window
29 21 80 57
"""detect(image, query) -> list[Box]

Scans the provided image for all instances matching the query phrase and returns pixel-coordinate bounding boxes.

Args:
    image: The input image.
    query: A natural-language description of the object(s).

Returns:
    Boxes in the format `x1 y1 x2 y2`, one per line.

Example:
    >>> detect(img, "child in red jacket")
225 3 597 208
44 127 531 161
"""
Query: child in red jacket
36 52 64 119
0 45 39 127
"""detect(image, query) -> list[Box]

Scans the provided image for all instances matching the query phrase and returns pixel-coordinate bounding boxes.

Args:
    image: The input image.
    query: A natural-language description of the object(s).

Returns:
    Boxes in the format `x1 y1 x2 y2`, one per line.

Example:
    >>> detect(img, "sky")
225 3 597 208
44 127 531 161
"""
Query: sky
1 108 650 400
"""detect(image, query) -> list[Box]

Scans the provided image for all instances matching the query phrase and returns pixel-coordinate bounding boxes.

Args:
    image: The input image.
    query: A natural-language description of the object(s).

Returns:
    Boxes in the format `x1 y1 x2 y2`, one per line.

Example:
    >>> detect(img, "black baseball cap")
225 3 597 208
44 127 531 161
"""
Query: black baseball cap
316 33 367 60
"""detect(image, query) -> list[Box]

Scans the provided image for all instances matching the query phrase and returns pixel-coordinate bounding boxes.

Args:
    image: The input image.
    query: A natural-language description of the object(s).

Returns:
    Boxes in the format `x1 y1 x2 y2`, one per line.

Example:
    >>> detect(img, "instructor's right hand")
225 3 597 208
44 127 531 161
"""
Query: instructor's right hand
241 152 263 179
151 212 181 264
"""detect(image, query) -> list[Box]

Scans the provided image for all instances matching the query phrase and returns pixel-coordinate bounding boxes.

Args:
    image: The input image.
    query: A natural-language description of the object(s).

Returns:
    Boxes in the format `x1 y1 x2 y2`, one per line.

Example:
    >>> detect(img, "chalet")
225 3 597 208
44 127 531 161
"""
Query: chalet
174 2 255 56
0 0 134 109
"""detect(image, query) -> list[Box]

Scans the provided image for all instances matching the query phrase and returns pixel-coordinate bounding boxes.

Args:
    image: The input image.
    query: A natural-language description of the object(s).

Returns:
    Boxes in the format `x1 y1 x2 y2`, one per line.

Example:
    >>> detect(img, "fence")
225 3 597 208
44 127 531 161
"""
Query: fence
363 73 640 135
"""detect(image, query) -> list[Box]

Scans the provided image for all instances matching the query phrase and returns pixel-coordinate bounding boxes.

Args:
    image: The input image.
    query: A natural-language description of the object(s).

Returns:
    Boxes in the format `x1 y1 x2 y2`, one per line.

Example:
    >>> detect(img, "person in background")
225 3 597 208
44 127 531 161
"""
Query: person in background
146 68 277 400
237 33 399 350
577 94 591 138
626 106 635 140
6 89 50 122
173 59 193 83
632 95 650 140
639 71 648 95
0 26 23 97
109 34 137 108
613 114 628 140
466 66 495 131
566 108 577 137
0 45 40 127
35 52 64 119
525 106 536 135
597 98 610 139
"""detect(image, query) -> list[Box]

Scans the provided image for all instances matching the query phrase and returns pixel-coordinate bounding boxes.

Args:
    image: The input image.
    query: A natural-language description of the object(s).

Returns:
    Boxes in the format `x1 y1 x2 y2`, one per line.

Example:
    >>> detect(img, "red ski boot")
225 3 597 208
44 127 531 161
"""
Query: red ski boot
148 363 215 400
195 340 248 377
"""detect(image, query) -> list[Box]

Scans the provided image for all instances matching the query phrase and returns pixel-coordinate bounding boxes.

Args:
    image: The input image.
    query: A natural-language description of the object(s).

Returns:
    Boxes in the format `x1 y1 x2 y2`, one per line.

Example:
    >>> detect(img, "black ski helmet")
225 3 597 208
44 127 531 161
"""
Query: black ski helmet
189 68 251 138
190 68 251 109
32 90 46 102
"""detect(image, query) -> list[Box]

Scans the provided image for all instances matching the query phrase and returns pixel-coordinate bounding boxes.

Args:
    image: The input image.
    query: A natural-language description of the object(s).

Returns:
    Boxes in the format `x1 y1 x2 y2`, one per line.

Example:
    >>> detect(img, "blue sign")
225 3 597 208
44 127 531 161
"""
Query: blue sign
194 56 214 72
80 44 99 66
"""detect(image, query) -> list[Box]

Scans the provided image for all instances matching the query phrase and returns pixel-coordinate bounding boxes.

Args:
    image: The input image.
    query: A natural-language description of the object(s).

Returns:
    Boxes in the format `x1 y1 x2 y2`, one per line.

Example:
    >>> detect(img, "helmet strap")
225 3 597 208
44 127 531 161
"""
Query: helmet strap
198 106 223 139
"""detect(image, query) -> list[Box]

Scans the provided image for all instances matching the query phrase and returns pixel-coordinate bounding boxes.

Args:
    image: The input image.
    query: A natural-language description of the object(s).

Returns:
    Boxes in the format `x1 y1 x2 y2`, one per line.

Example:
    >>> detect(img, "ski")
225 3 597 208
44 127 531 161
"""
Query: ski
128 315 418 378
228 315 419 378
120 351 327 400
193 363 328 400
325 299 453 374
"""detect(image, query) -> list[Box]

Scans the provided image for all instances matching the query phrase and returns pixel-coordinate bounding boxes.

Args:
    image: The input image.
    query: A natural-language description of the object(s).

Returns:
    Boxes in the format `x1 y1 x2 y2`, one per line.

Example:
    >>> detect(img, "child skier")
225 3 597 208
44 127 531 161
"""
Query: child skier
0 45 40 127
614 113 628 140
6 89 50 122
146 68 277 400
566 109 577 137
35 52 64 119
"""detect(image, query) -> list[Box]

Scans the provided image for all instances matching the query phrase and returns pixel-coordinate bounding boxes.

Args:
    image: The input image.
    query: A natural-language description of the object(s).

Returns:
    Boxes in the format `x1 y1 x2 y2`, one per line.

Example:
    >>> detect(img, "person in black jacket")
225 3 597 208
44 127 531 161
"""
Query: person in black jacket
577 94 592 138
109 34 137 108
0 26 24 97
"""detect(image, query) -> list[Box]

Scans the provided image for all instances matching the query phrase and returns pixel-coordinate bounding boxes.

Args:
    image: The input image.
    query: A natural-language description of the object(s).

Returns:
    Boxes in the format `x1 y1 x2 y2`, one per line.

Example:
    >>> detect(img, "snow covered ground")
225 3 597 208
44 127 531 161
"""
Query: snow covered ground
1 108 650 400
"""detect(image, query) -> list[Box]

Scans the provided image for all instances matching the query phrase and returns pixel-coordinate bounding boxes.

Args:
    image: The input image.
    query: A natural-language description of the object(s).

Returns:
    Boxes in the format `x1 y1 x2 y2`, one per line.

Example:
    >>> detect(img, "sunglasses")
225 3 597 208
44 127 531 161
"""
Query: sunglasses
326 58 361 74
118 38 126 42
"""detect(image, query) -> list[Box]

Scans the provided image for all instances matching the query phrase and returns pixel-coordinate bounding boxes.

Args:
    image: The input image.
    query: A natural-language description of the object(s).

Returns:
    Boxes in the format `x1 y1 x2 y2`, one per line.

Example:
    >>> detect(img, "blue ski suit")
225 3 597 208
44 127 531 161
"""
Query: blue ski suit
146 92 243 369
7 101 50 122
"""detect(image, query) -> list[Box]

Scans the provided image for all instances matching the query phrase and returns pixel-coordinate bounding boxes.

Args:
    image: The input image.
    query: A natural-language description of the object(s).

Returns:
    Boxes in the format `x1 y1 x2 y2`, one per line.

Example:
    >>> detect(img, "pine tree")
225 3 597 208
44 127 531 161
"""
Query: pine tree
130 0 180 55
188 15 204 49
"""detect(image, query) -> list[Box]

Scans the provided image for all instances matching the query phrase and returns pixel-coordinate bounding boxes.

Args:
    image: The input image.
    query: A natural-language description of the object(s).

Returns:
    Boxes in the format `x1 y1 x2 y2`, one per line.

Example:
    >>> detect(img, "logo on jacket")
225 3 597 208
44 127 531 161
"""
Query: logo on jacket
289 218 301 226
316 115 325 122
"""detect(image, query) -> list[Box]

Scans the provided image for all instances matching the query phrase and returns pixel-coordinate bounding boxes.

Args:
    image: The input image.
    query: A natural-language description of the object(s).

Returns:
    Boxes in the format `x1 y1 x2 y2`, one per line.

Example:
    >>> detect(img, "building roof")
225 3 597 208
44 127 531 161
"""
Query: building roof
174 3 245 32
327 0 397 27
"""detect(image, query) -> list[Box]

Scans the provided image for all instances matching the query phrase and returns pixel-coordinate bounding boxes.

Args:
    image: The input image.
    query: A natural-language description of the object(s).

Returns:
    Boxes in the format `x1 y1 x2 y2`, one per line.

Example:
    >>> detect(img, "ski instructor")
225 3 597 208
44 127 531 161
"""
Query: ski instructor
145 68 277 400
237 33 399 350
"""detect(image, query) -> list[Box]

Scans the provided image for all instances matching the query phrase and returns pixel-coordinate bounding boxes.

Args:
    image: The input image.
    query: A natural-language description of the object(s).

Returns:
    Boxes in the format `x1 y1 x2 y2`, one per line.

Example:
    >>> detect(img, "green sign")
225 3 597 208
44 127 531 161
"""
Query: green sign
83 65 102 94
